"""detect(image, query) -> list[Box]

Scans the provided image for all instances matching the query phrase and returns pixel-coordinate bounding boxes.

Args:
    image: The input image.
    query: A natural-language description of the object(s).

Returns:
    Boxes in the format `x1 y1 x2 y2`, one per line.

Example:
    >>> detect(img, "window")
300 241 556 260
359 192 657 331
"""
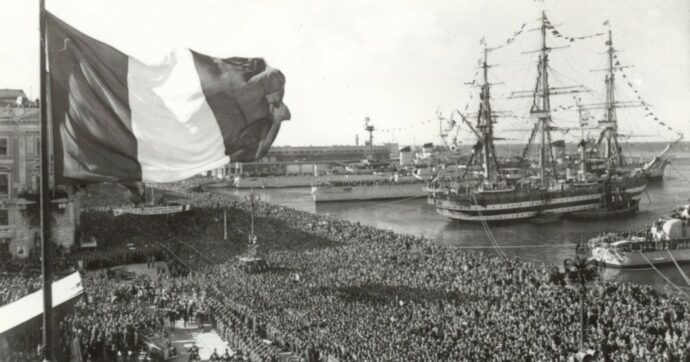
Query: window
0 138 8 156
0 210 8 226
27 134 39 155
0 174 8 197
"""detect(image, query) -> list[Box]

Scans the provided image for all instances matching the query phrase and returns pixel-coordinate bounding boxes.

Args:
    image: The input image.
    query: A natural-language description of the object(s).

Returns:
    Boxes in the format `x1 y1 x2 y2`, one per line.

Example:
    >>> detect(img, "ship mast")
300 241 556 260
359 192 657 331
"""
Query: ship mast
478 44 498 181
457 41 500 182
531 11 556 185
601 27 621 171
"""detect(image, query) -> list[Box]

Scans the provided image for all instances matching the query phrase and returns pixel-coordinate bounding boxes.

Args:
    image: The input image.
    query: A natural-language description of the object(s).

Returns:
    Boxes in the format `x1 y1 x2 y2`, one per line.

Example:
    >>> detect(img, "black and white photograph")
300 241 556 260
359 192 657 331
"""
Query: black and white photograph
0 0 689 361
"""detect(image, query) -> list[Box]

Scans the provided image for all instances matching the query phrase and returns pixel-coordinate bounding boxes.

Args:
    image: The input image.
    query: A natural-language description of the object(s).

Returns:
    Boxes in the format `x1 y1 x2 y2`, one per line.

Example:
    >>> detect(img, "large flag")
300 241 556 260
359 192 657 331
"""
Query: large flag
46 12 290 183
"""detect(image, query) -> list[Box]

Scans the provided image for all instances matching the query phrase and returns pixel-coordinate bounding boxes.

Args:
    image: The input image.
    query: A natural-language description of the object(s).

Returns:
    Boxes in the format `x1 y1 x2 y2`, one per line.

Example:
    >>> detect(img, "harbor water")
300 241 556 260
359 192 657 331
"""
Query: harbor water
221 162 690 295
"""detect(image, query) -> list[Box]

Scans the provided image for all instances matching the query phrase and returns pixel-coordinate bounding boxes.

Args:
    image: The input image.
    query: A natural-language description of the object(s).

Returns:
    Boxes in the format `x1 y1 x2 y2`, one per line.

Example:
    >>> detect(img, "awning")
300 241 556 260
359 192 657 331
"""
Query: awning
0 272 83 335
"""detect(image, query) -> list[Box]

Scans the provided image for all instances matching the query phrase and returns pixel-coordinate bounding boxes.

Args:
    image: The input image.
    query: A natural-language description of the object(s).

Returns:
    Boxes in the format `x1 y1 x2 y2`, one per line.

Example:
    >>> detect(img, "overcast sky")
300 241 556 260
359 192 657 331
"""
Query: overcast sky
1 0 687 147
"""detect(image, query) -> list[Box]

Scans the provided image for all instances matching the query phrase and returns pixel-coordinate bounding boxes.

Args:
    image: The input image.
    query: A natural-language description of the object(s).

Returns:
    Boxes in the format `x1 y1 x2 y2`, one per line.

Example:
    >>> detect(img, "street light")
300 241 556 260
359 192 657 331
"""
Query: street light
563 250 600 352
244 189 261 256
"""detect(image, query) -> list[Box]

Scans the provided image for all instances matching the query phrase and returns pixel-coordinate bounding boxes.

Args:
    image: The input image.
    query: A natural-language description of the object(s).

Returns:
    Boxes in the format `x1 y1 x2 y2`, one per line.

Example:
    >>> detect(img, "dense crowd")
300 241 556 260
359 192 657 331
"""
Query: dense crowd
2 178 689 361
147 184 690 361
0 274 41 306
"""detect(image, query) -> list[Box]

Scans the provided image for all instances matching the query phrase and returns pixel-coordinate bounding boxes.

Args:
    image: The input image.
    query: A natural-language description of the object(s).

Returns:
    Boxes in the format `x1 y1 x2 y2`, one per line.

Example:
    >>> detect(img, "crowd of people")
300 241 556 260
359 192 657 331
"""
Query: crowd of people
0 274 41 307
1 178 689 361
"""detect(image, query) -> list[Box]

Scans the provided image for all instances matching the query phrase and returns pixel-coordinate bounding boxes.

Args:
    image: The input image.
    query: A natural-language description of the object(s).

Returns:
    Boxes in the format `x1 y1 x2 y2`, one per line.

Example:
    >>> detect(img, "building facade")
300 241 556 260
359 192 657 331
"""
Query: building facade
0 105 77 260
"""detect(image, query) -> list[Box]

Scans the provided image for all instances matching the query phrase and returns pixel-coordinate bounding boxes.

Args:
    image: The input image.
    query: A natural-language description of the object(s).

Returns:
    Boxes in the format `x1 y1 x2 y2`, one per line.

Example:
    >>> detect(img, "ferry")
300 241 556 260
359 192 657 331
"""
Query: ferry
588 204 690 268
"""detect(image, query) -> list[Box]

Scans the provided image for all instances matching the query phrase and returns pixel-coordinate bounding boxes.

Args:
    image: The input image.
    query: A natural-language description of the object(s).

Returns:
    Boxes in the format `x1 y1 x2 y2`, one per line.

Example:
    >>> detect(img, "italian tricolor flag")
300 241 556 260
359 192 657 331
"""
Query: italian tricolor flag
46 12 290 183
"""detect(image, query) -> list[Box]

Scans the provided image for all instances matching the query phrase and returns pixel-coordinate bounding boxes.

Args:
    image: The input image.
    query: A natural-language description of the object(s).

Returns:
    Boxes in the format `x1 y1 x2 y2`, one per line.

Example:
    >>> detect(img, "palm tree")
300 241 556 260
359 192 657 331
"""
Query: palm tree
563 251 600 351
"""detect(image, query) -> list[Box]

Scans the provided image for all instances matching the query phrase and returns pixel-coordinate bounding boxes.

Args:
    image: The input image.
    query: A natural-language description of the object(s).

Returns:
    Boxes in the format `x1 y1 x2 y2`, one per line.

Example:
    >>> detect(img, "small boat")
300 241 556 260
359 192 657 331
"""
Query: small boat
588 204 690 268
567 204 638 220
566 184 640 220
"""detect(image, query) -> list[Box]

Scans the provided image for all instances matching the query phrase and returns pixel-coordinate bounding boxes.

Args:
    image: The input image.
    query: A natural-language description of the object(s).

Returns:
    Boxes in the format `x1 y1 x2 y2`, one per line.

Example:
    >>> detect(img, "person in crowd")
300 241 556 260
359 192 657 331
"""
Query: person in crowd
3 176 689 361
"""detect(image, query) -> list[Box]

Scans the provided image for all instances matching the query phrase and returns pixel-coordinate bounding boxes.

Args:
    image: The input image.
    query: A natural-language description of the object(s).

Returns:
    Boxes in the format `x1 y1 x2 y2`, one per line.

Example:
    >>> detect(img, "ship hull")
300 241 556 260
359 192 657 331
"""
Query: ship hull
430 183 646 222
235 174 390 189
311 183 426 202
590 247 690 268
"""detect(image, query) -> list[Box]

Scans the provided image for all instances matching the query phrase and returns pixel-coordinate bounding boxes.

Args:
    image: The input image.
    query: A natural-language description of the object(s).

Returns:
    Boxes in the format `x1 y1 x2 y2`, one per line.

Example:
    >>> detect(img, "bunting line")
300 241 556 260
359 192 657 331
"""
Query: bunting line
614 56 683 138
544 14 605 43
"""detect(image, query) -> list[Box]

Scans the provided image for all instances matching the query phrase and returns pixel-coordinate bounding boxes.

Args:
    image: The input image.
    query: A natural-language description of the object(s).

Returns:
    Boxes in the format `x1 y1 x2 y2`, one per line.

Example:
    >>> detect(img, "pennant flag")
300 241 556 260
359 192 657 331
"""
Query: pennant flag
479 37 485 45
659 122 665 125
603 20 610 26
46 12 290 183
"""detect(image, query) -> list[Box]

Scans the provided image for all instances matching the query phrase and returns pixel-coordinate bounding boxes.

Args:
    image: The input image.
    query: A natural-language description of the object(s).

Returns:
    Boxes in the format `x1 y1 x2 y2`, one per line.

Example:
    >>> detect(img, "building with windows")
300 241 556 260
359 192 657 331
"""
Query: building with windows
0 103 77 260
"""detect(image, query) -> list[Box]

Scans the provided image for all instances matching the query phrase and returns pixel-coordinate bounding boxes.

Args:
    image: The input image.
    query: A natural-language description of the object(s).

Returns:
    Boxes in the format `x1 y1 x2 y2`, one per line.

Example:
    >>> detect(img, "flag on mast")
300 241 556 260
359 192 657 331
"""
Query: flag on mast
46 12 290 183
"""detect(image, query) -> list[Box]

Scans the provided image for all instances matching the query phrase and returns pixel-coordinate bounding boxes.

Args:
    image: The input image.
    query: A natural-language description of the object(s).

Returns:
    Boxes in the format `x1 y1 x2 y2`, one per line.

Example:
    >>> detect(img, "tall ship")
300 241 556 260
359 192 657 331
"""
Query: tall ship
427 12 647 222
588 204 690 268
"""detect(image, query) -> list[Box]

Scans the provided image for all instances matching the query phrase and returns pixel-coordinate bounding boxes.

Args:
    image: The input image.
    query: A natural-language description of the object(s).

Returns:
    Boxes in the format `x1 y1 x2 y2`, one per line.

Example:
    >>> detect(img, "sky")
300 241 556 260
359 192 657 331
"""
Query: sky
0 0 687 148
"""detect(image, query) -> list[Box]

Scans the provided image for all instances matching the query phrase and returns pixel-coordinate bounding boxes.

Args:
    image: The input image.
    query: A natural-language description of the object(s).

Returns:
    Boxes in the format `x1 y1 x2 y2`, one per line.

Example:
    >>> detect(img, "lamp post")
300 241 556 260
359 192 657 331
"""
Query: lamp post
563 250 599 352
244 190 261 256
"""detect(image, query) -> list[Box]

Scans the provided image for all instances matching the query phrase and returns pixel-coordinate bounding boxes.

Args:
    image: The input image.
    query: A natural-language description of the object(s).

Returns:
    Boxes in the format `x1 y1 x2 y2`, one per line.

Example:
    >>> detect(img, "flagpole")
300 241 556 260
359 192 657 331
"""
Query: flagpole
39 0 55 360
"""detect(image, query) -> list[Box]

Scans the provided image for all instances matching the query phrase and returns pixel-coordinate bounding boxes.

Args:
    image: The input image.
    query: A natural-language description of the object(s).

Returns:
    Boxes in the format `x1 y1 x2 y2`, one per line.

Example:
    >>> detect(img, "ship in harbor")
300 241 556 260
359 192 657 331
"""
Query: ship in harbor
634 136 683 182
427 12 647 223
311 175 425 202
588 204 690 268
235 172 392 189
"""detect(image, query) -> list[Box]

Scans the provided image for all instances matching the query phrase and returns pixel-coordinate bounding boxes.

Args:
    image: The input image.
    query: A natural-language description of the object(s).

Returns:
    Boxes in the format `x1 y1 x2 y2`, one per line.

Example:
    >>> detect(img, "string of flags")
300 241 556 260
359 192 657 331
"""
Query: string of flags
376 118 437 133
478 23 528 50
614 58 681 137
544 15 604 43
504 23 527 46
551 104 575 112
